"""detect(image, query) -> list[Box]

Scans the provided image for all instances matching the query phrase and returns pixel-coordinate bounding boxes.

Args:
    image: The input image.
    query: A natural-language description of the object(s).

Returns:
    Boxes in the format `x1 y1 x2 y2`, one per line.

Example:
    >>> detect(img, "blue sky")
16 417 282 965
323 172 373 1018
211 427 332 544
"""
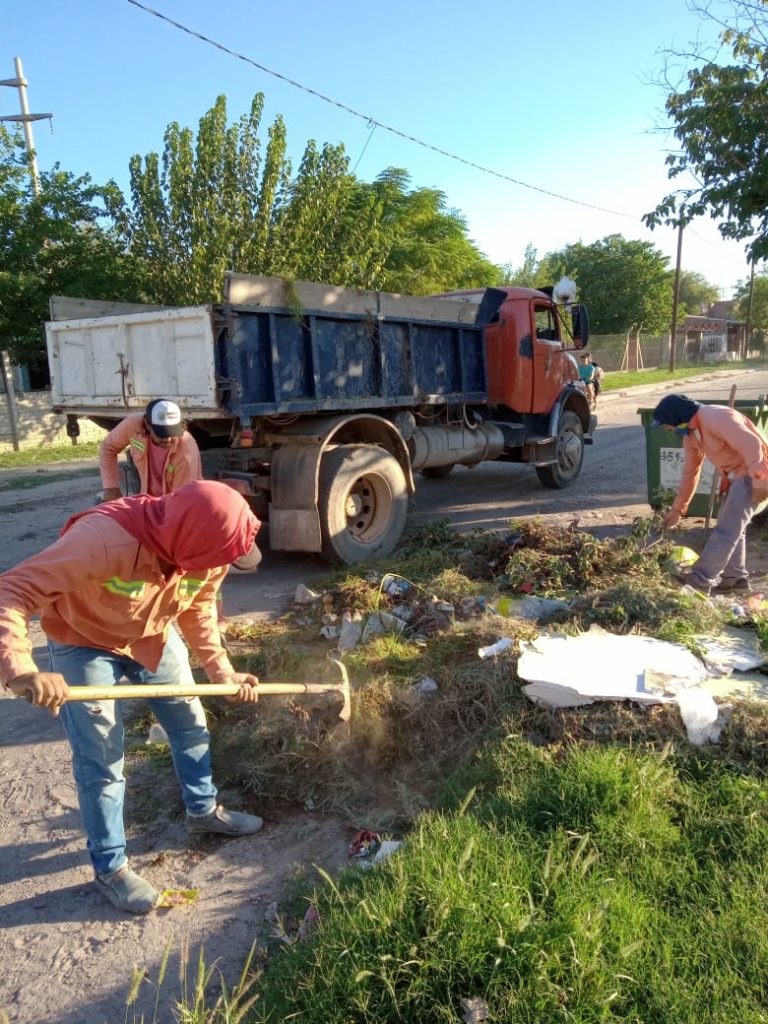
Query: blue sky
3 0 752 298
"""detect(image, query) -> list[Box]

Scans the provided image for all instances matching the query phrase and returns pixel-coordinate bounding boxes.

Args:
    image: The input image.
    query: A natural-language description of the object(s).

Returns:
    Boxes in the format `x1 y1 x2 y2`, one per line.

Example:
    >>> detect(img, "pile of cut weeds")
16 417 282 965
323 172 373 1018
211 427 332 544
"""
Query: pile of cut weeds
196 518 768 827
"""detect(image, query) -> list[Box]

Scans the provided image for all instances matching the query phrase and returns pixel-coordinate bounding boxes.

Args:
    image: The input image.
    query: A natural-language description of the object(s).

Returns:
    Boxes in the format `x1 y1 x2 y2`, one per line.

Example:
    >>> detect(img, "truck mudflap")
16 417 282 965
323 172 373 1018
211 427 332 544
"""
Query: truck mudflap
265 413 414 556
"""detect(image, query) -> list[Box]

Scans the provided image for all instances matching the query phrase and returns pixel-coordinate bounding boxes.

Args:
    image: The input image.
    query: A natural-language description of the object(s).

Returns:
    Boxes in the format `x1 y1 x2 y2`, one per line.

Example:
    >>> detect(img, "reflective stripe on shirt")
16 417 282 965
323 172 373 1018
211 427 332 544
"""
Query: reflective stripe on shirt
102 577 147 598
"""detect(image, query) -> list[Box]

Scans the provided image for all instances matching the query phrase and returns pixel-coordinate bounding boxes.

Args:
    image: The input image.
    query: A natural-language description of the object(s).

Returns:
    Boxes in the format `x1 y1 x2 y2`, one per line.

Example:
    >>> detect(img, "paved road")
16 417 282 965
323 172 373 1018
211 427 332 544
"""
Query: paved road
3 367 768 620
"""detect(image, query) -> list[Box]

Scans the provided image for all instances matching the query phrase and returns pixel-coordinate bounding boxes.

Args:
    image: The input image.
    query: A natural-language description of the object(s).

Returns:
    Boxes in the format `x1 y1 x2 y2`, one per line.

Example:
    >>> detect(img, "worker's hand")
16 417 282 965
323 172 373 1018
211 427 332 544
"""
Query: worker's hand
7 672 69 715
101 488 122 502
225 672 259 704
662 509 681 530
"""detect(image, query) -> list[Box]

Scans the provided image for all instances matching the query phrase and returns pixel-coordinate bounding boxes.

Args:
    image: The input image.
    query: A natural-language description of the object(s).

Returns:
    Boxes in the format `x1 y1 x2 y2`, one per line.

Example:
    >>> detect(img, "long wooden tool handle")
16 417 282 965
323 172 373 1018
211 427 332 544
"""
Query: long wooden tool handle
62 681 343 702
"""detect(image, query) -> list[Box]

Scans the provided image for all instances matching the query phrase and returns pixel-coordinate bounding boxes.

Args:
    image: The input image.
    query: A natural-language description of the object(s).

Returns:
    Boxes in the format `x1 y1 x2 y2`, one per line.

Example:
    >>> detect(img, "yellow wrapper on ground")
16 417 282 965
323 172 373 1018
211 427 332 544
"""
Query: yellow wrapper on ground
157 889 200 908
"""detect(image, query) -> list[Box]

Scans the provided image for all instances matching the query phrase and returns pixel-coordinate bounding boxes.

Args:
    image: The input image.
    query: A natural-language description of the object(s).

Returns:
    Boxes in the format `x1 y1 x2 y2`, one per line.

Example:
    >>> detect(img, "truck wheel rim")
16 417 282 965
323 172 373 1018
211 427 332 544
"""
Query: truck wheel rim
344 473 393 543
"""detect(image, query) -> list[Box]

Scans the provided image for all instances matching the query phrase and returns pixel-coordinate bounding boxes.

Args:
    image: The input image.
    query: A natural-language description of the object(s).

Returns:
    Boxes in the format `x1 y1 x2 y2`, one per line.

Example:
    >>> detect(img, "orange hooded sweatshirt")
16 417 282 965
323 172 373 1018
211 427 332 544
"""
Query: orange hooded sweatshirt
0 482 260 688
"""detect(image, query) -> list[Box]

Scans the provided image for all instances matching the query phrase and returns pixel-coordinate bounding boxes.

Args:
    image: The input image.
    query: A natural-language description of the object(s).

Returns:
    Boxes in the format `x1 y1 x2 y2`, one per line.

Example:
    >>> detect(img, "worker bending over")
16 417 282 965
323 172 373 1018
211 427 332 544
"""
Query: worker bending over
100 399 202 500
651 393 768 595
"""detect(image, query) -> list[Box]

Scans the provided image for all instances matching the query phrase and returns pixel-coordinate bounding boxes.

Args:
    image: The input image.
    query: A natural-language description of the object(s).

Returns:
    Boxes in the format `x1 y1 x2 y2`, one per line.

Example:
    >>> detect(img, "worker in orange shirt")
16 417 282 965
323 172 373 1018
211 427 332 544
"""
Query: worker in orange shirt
651 393 768 595
0 482 263 915
100 399 202 500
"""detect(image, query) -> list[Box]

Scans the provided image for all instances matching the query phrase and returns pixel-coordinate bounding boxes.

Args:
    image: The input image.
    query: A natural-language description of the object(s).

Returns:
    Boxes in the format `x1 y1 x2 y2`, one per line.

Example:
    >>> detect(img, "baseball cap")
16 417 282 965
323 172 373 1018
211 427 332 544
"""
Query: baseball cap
231 540 262 571
146 399 183 438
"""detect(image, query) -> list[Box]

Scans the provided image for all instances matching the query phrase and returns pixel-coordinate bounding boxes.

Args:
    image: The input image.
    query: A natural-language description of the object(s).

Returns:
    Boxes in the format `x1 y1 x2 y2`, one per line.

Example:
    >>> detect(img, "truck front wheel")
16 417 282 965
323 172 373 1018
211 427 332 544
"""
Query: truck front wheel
535 411 584 489
318 445 409 564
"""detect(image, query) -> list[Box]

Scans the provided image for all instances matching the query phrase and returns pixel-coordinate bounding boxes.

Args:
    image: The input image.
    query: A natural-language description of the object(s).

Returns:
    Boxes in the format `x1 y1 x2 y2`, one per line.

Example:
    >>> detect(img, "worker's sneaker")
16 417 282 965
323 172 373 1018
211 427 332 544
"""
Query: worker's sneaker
673 572 711 596
94 865 159 914
712 577 750 594
186 805 264 837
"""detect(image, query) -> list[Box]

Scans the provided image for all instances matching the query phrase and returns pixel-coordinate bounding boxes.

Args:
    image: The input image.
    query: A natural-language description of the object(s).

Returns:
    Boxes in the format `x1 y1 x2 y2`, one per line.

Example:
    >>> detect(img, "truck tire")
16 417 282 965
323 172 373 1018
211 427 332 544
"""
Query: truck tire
318 445 408 564
535 411 584 489
420 465 454 479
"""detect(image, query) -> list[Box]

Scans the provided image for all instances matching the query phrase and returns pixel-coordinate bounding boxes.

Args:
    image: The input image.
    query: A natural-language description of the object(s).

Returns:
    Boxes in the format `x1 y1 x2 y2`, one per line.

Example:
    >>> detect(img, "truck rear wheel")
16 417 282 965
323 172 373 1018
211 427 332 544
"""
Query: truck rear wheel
318 445 408 564
535 411 584 489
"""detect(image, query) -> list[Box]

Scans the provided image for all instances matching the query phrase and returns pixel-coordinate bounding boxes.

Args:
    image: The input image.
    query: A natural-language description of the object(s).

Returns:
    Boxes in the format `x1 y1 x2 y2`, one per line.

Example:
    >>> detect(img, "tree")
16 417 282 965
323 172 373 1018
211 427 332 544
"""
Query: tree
0 127 144 384
734 267 768 329
541 234 674 334
364 169 498 295
645 0 768 262
677 270 720 317
117 94 498 303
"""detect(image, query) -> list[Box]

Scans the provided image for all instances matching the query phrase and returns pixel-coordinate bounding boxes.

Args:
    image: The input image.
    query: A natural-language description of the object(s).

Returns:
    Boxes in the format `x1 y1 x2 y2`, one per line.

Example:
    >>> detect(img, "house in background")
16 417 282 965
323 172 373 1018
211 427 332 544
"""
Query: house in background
678 300 746 363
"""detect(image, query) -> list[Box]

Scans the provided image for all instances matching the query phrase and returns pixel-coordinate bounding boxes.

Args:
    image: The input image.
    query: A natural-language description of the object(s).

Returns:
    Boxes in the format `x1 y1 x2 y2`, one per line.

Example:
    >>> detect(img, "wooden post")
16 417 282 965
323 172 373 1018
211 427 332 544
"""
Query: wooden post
0 350 20 452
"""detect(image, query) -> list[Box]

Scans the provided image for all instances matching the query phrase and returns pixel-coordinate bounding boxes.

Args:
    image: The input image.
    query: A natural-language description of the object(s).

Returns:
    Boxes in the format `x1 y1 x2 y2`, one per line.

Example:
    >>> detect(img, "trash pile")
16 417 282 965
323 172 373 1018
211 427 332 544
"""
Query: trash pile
289 572 569 656
284 518 768 748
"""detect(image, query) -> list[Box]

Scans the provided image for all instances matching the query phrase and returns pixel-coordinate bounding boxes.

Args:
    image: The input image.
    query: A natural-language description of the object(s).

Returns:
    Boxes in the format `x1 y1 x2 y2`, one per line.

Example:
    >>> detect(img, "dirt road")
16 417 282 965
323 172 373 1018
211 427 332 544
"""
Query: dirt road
2 368 767 1023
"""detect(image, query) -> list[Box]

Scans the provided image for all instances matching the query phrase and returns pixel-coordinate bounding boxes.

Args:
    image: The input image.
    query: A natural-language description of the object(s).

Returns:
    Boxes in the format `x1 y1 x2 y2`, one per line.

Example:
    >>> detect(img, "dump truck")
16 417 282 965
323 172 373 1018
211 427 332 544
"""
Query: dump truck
45 272 594 564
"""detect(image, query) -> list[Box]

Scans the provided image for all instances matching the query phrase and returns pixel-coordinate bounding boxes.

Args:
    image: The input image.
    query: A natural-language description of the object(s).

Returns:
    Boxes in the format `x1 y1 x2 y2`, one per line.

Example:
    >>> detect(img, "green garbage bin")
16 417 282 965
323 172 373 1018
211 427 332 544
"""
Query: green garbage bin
638 398 768 517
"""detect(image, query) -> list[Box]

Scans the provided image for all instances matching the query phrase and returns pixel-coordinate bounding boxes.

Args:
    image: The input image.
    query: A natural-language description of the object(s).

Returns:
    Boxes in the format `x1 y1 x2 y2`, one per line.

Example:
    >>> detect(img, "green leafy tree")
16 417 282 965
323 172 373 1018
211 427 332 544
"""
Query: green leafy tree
734 268 768 329
0 127 144 384
366 169 498 294
646 0 768 262
677 270 720 317
118 95 497 302
541 234 674 333
498 243 539 287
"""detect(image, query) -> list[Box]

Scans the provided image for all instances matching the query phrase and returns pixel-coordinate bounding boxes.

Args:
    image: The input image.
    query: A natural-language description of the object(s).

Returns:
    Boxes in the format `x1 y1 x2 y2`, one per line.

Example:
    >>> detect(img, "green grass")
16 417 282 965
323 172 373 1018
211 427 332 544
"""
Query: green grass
601 359 766 392
0 439 100 469
252 740 768 1023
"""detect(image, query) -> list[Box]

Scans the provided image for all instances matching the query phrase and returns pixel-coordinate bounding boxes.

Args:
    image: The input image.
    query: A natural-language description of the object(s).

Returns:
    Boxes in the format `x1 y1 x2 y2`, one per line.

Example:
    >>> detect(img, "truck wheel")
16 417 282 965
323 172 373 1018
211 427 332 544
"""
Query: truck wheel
420 465 454 479
535 411 584 489
319 445 409 564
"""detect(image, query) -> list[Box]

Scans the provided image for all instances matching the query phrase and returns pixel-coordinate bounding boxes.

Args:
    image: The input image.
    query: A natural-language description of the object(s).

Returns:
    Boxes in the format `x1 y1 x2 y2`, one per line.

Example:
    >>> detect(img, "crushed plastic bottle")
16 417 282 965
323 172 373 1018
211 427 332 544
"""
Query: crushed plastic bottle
478 637 513 659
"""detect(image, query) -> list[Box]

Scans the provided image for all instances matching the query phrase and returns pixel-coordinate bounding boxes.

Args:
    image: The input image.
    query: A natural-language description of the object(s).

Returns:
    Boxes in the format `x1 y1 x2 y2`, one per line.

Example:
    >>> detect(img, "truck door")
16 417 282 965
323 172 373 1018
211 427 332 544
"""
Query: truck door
531 302 565 414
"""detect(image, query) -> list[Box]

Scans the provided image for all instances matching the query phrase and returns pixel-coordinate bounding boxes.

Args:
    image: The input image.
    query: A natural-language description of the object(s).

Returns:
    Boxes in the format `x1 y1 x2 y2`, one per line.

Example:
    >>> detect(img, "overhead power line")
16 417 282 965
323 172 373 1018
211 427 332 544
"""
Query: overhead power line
125 0 639 221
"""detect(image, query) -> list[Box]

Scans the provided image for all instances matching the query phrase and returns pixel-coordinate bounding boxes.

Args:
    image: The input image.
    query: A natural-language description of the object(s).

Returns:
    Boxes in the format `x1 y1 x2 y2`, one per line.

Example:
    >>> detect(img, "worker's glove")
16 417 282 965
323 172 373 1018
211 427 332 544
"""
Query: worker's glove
7 672 70 715
225 672 259 704
662 509 681 530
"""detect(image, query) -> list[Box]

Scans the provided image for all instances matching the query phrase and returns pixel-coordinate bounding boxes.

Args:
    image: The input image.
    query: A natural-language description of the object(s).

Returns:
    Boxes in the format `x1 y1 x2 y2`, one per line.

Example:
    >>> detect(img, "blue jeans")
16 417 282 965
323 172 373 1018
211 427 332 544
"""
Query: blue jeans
49 626 217 876
689 475 756 587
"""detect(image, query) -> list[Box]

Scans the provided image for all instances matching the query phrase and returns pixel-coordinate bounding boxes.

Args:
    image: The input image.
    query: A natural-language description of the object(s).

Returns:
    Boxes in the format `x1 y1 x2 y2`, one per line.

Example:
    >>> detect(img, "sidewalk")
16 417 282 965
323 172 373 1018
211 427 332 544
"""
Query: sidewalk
598 368 750 404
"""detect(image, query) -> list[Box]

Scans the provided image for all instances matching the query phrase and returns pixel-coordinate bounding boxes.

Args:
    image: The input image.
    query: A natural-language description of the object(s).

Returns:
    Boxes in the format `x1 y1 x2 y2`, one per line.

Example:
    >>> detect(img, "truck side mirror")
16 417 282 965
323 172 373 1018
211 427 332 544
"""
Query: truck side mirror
571 304 590 349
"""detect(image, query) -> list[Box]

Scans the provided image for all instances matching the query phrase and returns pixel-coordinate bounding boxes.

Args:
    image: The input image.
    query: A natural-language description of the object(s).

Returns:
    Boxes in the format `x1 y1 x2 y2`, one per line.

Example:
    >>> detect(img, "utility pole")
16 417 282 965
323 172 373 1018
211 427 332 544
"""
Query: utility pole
744 258 756 359
0 57 52 195
668 216 685 372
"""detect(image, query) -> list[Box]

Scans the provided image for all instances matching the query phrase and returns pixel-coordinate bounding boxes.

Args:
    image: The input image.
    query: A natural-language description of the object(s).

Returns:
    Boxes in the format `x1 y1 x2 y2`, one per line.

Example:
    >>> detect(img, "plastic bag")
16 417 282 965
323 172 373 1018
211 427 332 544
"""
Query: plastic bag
676 687 719 746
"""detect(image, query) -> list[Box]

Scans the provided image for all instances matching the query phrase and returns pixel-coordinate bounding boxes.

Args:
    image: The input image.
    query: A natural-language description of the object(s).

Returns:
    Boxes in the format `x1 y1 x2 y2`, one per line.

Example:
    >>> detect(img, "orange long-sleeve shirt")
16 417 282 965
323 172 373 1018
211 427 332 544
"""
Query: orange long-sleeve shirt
0 514 232 687
672 405 768 516
99 414 203 494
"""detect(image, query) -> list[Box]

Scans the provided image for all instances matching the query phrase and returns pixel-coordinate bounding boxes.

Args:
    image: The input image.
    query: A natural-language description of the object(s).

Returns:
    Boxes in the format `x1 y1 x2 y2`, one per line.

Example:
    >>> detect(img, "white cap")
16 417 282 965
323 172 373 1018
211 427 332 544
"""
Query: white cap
146 399 183 438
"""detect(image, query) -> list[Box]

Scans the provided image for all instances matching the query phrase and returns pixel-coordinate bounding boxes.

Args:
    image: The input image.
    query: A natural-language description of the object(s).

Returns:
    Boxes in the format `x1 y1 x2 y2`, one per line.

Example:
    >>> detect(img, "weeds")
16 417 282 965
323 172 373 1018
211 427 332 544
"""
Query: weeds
124 936 262 1024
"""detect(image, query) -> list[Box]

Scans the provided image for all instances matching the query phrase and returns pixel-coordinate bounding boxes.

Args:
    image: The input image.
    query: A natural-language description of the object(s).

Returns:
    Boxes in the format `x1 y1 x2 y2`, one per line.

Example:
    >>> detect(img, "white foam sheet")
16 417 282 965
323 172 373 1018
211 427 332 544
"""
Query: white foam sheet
518 627 710 709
